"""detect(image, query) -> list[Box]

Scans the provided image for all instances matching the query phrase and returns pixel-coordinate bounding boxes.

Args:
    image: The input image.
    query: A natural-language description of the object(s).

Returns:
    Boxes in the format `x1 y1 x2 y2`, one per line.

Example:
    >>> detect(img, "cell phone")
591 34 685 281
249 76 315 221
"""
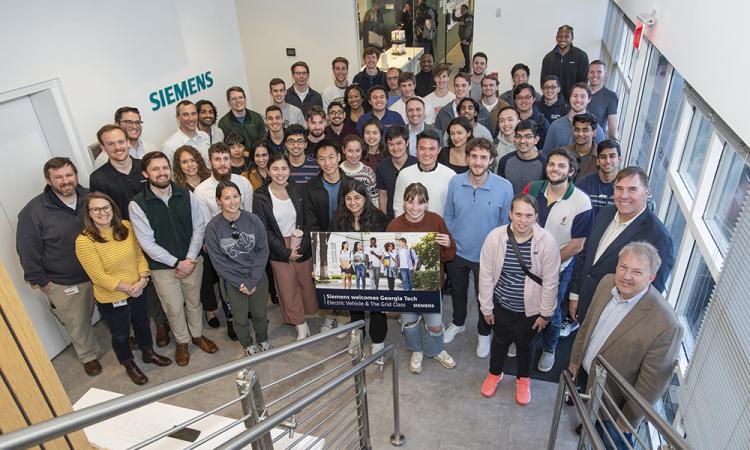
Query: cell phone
168 427 201 442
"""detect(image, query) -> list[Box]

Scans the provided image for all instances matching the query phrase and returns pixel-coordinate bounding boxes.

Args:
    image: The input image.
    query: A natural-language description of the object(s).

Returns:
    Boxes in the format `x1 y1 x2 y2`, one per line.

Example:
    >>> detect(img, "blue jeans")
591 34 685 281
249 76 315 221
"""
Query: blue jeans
542 258 575 353
96 292 151 363
596 420 634 450
355 264 367 289
400 312 444 357
399 268 413 291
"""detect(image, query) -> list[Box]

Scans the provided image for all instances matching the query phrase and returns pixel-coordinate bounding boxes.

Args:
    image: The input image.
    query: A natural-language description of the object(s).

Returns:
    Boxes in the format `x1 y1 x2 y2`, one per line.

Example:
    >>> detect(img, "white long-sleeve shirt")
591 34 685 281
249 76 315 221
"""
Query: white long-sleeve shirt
392 163 456 217
193 174 254 226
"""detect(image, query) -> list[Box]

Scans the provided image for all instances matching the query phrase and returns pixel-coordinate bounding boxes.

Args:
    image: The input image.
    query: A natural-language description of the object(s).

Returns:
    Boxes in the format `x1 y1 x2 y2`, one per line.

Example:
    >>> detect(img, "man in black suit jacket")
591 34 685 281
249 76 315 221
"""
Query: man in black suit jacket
566 166 674 328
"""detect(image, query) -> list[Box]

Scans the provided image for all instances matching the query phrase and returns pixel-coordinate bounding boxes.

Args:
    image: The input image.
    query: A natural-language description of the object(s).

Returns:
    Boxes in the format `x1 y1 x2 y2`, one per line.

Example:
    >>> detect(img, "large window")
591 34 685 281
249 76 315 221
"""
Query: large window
703 144 750 254
677 244 715 344
601 3 634 142
677 109 714 195
629 51 670 170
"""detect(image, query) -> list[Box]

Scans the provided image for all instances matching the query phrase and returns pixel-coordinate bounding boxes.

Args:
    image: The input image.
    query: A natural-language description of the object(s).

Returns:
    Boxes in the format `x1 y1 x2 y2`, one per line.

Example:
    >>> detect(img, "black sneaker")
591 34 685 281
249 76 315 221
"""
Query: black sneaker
227 321 238 341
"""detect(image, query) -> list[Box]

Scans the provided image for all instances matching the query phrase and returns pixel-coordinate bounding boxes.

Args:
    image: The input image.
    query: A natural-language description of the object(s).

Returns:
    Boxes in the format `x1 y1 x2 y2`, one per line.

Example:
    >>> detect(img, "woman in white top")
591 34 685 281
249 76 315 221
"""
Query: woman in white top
424 63 456 117
253 153 318 340
339 241 354 289
340 135 379 207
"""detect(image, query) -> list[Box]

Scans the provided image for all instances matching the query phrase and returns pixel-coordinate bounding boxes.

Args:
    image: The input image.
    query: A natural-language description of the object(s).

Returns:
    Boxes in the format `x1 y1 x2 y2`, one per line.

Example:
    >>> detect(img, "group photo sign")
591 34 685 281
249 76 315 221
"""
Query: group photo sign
311 232 442 313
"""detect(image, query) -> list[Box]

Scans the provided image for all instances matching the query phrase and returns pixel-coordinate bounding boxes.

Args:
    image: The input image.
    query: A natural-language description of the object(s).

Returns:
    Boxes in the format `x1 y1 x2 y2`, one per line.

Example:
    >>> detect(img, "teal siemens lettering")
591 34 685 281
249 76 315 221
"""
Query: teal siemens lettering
149 71 214 111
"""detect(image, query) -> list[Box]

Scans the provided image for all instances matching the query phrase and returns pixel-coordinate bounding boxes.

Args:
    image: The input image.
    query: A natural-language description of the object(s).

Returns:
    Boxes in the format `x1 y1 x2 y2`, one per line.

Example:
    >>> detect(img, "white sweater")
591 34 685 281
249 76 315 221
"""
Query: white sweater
392 163 456 217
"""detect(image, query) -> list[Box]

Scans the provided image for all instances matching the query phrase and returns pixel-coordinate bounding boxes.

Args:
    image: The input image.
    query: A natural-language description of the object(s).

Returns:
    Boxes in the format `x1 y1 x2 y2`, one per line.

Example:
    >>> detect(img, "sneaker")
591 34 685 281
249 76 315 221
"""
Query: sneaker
507 343 517 358
476 334 491 358
516 377 531 405
559 319 580 338
296 322 310 341
244 345 257 356
258 341 272 352
433 350 456 369
320 318 337 333
443 323 466 344
481 373 503 398
347 330 362 355
409 351 423 374
371 342 385 365
537 351 555 373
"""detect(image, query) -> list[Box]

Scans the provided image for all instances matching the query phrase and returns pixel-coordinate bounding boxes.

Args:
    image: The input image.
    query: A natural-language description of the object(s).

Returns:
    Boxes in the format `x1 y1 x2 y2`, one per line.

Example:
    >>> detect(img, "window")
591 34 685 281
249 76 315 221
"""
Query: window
703 144 750 254
648 72 686 211
663 194 687 263
677 244 715 343
628 52 670 168
677 109 714 195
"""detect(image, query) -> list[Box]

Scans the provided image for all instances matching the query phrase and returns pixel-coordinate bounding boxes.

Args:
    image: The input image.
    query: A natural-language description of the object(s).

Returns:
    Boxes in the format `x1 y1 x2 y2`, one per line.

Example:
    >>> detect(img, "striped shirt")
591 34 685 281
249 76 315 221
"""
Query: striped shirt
289 155 320 185
494 239 532 312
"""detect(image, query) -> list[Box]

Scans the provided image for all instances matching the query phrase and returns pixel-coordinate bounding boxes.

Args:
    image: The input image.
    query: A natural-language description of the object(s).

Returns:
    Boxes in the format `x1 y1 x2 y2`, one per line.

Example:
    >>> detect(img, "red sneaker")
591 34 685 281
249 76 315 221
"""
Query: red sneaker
516 377 531 405
481 373 503 398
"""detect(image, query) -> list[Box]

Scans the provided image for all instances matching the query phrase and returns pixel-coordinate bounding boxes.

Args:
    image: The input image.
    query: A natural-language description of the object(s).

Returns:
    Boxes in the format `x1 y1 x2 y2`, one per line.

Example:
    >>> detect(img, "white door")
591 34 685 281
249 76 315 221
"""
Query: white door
0 95 71 356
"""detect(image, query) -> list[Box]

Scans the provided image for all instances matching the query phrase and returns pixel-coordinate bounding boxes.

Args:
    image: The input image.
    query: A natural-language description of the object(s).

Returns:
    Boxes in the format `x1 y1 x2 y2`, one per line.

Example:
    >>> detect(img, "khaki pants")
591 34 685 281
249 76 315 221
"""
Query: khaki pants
150 257 204 344
46 281 100 363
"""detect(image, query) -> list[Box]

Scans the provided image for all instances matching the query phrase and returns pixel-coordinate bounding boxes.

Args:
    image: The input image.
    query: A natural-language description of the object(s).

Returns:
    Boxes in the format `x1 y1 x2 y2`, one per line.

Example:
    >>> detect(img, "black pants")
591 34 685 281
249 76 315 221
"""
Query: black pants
200 251 232 319
489 306 540 378
350 311 387 344
446 256 491 335
97 292 151 363
460 42 471 71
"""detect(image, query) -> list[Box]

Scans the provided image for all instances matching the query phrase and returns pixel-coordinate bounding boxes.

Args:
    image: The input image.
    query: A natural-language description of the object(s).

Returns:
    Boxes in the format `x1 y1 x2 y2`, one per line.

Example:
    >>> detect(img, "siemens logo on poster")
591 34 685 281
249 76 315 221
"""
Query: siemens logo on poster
149 71 214 111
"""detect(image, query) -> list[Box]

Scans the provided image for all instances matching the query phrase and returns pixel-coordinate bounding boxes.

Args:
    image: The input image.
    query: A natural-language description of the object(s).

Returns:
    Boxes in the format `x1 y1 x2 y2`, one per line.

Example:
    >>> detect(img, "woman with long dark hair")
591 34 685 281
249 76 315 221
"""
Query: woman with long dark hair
340 135 378 206
382 242 398 290
361 117 386 172
253 153 319 340
243 140 272 190
76 192 171 385
344 84 369 129
331 179 390 357
438 117 473 173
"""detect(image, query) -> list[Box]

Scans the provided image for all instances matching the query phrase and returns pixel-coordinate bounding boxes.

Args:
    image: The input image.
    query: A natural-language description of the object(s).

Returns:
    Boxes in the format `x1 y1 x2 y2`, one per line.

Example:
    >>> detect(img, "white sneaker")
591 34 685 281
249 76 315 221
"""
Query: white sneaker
244 345 257 356
507 343 517 358
258 341 272 352
538 351 555 373
443 323 466 344
320 318 337 333
296 322 310 341
476 334 491 358
409 351 423 374
347 330 362 355
371 342 385 365
433 350 456 369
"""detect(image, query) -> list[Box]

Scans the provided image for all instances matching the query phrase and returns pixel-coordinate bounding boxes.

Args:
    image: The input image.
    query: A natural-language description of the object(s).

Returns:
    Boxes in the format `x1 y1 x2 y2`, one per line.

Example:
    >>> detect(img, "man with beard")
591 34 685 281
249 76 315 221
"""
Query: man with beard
543 82 605 154
577 140 621 218
94 107 158 168
269 78 305 128
443 138 513 357
162 100 211 162
194 143 254 226
324 101 358 146
17 157 102 376
130 152 218 366
196 99 224 145
90 124 171 346
496 119 546 193
414 52 436 97
523 148 593 372
305 106 327 156
322 57 350 110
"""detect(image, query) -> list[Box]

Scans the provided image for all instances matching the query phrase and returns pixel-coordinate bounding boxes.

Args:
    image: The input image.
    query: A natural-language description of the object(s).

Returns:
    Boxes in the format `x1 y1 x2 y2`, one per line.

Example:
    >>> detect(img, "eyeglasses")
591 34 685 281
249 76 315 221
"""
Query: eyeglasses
293 71 309 76
90 205 112 215
119 120 143 126
514 134 535 141
542 85 559 91
515 94 534 101
286 138 306 146
230 221 239 239
329 110 345 116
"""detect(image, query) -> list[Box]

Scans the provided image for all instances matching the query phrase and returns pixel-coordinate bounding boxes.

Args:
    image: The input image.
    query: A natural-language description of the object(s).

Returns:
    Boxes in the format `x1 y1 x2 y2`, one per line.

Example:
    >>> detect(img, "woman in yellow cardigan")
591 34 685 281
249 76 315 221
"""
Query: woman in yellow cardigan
75 192 171 385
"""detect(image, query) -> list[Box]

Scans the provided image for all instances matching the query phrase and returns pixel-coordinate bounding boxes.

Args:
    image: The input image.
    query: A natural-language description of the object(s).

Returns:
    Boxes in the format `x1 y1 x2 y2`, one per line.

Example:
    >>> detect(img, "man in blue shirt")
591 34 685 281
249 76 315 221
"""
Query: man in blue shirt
443 138 513 358
576 139 621 220
356 85 405 134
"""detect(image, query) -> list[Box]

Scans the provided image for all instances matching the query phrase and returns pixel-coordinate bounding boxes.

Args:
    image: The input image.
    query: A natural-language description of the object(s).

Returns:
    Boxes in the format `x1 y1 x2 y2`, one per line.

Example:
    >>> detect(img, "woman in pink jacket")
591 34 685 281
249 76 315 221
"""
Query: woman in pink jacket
478 193 560 405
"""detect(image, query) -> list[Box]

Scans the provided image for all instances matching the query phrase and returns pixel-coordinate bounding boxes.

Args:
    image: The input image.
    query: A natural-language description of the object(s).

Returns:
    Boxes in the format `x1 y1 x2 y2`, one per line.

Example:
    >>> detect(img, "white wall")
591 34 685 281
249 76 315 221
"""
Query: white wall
1 0 248 163
234 0 361 112
472 0 608 93
615 0 750 145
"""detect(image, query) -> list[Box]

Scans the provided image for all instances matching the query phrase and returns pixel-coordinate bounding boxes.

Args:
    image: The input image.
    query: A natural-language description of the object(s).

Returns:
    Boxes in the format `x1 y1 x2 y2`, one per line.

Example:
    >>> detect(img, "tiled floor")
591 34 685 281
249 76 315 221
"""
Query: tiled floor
52 291 581 449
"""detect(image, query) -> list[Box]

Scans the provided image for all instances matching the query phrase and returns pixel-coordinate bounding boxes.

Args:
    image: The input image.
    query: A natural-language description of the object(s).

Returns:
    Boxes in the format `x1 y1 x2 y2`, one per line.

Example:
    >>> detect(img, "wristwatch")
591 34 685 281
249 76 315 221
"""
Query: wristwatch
173 259 182 268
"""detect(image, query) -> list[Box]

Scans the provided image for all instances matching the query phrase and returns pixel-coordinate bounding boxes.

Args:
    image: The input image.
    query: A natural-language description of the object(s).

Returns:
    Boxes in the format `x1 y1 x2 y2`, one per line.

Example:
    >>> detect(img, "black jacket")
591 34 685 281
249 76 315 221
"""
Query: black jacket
568 205 675 321
303 170 353 232
253 183 312 262
540 45 590 99
16 185 89 286
89 158 147 219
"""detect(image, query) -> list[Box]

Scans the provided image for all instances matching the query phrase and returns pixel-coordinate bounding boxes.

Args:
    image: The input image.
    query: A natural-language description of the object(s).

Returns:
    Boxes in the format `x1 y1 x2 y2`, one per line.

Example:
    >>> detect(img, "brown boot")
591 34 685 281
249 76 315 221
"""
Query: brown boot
192 336 219 354
122 360 148 385
83 359 102 376
175 343 190 366
155 323 170 347
142 348 172 366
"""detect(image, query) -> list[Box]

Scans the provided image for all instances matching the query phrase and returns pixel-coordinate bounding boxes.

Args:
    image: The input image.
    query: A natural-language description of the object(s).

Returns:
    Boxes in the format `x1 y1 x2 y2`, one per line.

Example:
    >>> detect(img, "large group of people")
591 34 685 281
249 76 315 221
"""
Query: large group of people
16 17 683 446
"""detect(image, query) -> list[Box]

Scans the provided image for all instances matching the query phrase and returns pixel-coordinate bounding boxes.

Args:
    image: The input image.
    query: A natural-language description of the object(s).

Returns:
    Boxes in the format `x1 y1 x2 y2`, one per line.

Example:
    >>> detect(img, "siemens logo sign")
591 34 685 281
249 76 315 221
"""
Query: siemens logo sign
149 71 214 111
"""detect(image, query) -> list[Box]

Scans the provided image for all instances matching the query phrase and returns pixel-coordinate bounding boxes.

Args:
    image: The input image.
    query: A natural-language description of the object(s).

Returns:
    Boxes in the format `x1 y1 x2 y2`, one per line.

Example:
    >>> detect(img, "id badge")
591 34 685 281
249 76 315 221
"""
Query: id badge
112 300 128 308
63 286 80 296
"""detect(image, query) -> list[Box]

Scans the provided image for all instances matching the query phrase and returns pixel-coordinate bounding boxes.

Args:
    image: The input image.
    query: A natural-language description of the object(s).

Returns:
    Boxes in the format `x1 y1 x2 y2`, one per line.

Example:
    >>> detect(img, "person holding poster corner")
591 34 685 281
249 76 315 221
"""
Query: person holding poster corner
387 182 458 374
331 179 390 357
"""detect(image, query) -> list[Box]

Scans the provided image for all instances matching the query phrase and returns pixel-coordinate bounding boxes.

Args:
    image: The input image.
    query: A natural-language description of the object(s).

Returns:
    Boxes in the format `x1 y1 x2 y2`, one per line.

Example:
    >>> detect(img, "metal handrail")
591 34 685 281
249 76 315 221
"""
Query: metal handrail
0 320 366 450
216 343 398 450
593 356 690 450
548 369 605 450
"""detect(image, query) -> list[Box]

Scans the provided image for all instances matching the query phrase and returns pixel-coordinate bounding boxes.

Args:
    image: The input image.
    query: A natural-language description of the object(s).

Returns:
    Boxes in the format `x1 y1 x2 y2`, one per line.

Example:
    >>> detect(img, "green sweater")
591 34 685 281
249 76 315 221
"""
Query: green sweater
218 109 266 146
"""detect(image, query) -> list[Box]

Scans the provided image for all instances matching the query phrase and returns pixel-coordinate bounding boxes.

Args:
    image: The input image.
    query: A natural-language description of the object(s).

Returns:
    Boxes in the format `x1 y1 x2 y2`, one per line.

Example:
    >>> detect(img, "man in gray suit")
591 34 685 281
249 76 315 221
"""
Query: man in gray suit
568 241 683 445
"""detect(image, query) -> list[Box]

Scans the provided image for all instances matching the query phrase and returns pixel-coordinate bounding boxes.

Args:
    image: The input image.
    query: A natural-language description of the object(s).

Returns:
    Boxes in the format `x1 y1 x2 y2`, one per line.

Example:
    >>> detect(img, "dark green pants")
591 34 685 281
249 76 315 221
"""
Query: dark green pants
220 274 269 347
